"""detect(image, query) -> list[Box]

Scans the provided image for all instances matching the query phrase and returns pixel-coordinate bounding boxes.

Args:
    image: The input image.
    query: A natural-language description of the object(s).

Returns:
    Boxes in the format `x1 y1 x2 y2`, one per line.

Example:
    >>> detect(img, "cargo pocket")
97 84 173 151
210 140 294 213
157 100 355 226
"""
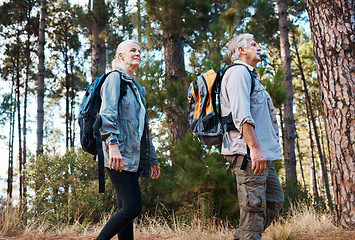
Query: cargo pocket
237 176 266 213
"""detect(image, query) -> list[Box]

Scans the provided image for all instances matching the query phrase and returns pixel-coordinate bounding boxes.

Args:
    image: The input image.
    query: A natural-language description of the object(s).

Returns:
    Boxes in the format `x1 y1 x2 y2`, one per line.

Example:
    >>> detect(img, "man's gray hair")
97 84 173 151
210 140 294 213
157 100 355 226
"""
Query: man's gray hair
228 33 255 62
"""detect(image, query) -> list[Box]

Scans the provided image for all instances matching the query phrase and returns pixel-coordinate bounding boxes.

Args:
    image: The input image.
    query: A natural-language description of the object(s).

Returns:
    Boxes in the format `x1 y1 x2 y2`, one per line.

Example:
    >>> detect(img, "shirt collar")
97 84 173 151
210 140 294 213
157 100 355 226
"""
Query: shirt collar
116 67 133 81
234 60 255 72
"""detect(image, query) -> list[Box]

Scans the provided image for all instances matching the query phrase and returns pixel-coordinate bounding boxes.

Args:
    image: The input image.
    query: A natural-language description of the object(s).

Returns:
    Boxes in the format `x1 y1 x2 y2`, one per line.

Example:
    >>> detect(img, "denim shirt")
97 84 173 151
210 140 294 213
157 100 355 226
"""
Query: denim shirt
220 61 282 160
99 68 158 177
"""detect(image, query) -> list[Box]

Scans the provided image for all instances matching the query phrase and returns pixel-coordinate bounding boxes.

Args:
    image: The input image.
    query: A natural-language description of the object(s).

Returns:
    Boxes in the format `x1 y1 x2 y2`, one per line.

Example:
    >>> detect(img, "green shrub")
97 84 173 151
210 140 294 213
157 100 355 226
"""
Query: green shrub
26 149 116 227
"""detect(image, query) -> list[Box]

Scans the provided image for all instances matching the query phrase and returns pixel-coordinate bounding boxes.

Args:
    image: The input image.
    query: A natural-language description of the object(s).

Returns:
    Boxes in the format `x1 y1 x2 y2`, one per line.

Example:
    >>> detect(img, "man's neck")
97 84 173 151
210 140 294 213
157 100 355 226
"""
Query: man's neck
237 56 257 68
234 60 255 70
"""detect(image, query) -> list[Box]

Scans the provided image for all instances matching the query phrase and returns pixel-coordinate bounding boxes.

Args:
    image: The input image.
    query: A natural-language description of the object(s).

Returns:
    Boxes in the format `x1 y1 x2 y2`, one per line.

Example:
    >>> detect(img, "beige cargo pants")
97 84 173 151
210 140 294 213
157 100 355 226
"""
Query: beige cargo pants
225 155 284 240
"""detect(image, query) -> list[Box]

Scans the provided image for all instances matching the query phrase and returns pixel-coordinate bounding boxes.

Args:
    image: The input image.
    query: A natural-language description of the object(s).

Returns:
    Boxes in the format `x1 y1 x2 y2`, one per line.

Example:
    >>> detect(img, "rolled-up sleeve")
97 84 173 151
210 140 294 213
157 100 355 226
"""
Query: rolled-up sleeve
225 67 255 138
99 72 121 144
149 136 158 166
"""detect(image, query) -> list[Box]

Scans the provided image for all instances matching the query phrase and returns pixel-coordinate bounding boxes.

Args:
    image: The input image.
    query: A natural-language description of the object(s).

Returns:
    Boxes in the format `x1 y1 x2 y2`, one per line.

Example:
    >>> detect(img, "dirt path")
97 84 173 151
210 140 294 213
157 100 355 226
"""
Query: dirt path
1 231 355 240
0 233 184 240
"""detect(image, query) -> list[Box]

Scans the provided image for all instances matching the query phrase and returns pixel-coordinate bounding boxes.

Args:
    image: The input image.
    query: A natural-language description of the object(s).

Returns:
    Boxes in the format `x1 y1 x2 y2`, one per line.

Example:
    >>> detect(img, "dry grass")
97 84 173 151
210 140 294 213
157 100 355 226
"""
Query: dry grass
1 200 353 240
135 213 233 240
0 198 22 236
262 204 344 240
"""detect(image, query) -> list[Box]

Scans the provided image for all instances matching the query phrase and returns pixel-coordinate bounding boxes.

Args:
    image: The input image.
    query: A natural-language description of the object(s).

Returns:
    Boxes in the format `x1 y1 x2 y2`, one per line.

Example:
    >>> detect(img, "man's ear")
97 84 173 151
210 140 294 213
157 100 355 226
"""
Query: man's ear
238 46 245 55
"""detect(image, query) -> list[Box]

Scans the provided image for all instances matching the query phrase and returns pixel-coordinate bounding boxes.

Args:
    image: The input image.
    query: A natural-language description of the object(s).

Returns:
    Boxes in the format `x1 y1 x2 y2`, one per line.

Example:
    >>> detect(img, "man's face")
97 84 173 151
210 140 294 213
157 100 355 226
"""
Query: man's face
239 39 261 67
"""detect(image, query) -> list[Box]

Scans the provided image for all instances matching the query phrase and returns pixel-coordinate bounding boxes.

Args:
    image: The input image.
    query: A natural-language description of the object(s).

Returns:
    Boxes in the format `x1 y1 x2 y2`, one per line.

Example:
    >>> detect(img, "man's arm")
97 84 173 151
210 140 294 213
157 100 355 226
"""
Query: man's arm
242 123 267 175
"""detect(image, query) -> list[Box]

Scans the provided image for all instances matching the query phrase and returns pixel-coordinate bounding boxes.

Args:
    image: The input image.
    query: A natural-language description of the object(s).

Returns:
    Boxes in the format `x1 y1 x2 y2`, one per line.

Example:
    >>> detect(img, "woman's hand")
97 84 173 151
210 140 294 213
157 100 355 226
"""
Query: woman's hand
151 164 161 179
108 144 123 171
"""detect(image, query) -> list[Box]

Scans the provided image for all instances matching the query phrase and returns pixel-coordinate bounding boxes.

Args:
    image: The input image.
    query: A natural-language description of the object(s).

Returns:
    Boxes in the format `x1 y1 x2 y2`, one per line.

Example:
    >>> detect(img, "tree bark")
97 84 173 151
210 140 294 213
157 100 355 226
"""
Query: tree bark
37 0 46 156
91 0 106 80
314 91 331 173
277 0 297 182
163 33 187 143
307 0 355 230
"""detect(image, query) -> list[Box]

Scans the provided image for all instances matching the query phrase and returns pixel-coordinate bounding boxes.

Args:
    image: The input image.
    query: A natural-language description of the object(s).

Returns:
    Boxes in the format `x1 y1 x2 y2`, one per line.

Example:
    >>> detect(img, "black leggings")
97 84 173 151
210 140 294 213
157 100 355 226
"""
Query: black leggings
96 169 142 240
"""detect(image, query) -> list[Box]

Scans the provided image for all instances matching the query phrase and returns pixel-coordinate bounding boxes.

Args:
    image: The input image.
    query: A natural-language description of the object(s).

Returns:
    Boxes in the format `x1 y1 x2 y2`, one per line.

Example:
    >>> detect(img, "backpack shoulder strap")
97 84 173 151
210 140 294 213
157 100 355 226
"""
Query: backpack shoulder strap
220 63 257 132
223 63 256 96
102 70 127 103
94 70 125 193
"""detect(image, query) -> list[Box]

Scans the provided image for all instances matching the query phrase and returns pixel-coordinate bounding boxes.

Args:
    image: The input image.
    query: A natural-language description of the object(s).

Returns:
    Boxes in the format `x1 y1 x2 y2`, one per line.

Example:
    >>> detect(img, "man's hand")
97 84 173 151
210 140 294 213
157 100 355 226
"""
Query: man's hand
151 165 161 179
250 148 267 175
242 123 267 175
108 144 123 171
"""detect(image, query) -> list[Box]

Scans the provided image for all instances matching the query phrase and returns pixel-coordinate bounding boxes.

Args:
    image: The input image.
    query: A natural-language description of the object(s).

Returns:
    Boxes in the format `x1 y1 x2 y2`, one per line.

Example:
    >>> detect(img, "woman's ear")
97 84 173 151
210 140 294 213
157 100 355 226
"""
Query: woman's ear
118 52 124 61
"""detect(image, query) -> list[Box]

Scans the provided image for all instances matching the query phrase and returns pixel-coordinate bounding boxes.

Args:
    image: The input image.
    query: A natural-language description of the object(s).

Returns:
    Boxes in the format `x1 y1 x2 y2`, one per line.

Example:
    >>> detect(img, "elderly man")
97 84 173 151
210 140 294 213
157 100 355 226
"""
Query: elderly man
221 33 284 240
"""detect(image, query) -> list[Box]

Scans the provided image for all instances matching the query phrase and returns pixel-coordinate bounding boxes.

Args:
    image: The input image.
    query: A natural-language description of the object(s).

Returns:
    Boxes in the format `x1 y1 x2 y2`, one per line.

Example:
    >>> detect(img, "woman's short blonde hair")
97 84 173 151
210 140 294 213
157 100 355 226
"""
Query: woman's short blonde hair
112 40 140 70
228 33 254 62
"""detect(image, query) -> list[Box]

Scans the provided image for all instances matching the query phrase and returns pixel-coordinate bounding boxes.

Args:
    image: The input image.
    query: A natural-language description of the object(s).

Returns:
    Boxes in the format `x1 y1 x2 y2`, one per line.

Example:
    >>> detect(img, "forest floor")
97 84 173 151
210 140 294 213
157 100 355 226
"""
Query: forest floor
2 204 355 240
1 231 355 240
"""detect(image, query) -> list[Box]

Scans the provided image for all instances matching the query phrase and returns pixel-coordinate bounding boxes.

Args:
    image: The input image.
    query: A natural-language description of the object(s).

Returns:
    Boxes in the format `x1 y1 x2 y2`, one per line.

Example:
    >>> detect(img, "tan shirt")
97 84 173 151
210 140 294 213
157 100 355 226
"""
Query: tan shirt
220 61 282 160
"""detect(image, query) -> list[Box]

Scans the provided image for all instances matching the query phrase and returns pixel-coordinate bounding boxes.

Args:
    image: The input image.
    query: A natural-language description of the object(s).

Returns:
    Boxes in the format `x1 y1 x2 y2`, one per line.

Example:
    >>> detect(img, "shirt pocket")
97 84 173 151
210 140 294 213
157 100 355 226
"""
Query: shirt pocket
118 90 140 126
250 87 265 107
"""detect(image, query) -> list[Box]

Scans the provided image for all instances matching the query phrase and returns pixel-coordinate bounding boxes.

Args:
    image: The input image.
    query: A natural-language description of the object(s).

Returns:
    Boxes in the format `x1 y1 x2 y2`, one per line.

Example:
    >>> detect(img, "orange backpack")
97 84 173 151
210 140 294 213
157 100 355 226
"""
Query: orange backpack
187 63 255 146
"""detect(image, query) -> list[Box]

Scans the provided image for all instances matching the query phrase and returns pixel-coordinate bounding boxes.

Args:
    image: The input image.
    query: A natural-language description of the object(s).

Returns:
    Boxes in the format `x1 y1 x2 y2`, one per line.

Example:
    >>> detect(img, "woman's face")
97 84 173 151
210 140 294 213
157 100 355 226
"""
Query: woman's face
120 42 141 69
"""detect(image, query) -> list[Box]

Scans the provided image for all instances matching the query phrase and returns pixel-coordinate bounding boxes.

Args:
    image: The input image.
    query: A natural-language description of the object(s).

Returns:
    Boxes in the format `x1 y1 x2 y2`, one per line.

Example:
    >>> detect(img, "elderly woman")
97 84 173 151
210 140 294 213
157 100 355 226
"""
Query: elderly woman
96 40 161 240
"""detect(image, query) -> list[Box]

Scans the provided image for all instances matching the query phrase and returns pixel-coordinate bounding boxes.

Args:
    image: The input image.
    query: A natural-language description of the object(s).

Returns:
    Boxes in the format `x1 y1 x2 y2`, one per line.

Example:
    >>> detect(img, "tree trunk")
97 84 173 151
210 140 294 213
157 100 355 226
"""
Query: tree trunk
65 50 70 149
307 0 355 230
70 56 75 148
91 0 106 80
277 0 297 182
295 132 306 188
15 44 23 203
163 32 187 143
22 1 33 219
136 0 142 44
278 107 285 159
314 91 331 173
37 0 46 156
292 30 333 210
306 97 319 197
7 78 16 199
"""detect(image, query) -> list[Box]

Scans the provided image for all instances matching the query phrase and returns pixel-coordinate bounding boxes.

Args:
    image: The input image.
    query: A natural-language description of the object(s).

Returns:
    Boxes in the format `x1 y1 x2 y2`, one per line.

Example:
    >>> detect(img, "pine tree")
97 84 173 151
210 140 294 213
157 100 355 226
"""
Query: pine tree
277 0 297 182
47 0 86 148
37 0 46 156
307 0 355 229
